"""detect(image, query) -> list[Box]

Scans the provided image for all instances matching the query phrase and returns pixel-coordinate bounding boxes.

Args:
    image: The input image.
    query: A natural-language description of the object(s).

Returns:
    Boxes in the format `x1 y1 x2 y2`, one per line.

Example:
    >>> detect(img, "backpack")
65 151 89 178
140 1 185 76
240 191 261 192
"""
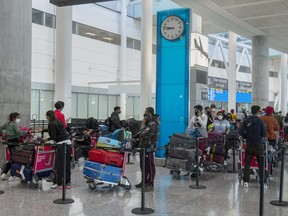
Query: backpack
104 116 112 127
86 117 99 130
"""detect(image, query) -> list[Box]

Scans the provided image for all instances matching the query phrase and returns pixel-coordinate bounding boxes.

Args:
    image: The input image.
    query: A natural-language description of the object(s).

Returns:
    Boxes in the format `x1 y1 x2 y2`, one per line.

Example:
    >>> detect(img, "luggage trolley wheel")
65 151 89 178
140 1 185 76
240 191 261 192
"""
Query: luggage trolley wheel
31 174 40 190
205 165 212 172
88 182 97 191
121 176 132 191
171 171 181 180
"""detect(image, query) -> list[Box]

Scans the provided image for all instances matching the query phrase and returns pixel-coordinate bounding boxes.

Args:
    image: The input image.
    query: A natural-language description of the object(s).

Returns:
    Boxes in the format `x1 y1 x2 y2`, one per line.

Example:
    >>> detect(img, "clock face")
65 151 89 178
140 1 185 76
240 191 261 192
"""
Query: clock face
161 15 184 40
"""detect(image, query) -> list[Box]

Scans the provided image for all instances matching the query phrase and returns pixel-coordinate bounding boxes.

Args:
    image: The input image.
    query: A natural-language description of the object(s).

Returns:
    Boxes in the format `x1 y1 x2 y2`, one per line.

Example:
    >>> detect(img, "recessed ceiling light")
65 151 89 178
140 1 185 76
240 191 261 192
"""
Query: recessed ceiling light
85 32 96 36
102 37 113 41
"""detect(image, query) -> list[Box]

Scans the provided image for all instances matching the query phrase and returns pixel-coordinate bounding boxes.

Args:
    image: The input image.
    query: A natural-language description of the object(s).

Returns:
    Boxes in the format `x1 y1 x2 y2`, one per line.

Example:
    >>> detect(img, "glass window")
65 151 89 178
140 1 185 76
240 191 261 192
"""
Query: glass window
32 9 44 25
134 39 141 51
108 95 118 116
152 44 157 54
126 96 134 119
77 93 88 118
99 95 108 120
45 13 55 28
31 90 40 120
127 37 134 49
133 96 140 120
71 93 77 118
72 21 79 34
39 91 53 120
88 94 99 118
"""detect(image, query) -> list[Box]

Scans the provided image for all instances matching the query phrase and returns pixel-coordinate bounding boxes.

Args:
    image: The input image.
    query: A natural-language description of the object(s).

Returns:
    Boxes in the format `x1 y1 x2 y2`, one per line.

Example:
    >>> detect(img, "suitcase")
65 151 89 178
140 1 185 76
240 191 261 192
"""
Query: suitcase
166 157 196 172
209 153 225 164
83 161 122 184
97 137 122 149
169 147 198 161
11 147 35 165
10 163 32 181
89 149 123 167
169 136 196 149
206 143 225 155
173 133 194 140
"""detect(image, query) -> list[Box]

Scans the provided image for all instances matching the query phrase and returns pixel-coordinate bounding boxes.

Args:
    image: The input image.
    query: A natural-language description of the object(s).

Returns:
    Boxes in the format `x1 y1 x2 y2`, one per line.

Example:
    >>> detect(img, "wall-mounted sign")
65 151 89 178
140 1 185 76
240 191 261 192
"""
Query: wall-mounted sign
190 33 208 67
208 76 228 89
201 92 208 100
236 81 252 91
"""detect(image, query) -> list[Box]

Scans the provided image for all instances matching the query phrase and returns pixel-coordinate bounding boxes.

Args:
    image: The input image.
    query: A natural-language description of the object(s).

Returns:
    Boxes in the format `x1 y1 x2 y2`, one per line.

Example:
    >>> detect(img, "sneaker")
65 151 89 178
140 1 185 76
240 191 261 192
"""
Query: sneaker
144 185 154 192
243 182 249 188
50 184 58 189
8 176 18 181
1 173 8 180
135 182 142 188
223 160 227 166
66 183 71 189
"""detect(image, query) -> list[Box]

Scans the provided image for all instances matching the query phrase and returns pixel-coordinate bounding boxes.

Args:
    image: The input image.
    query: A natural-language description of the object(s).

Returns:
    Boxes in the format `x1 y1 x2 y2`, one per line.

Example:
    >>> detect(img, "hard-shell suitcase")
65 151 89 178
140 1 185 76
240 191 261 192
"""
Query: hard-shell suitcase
209 153 225 164
83 161 122 184
89 149 123 167
12 147 35 165
166 157 196 171
169 147 197 161
169 136 196 149
10 163 32 181
97 137 122 149
206 143 225 155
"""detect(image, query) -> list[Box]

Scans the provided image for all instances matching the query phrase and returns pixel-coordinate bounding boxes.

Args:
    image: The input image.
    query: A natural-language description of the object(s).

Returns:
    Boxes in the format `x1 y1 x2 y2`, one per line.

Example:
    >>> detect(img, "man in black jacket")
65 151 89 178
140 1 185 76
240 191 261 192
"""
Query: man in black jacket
110 106 122 132
239 105 266 188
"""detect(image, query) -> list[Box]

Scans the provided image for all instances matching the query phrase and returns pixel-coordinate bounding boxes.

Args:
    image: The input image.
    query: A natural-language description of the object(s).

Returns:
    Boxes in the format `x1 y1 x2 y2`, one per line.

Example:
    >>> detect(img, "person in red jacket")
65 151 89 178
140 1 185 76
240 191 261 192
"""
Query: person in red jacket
54 101 67 128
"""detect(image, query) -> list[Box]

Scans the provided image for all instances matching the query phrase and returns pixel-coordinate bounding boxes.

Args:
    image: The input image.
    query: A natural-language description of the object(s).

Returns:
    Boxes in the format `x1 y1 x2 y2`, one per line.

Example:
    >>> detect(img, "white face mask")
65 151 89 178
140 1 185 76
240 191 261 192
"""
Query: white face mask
217 116 223 120
15 119 21 123
211 108 216 112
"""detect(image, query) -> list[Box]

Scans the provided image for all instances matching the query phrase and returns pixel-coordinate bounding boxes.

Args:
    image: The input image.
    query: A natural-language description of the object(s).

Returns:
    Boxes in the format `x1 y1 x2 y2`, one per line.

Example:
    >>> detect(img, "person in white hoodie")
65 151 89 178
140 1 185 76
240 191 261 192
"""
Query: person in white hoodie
187 105 208 139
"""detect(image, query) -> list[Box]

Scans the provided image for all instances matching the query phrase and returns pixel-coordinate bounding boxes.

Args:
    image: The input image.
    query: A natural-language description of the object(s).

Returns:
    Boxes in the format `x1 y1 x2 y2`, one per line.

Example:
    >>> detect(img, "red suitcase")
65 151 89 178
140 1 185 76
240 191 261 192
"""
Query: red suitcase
89 149 123 167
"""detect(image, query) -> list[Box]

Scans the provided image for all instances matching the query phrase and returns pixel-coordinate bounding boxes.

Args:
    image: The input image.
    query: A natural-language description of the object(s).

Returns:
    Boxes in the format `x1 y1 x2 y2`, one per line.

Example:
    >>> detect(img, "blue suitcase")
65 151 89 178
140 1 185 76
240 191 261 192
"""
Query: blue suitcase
10 163 32 181
83 161 122 184
97 137 122 149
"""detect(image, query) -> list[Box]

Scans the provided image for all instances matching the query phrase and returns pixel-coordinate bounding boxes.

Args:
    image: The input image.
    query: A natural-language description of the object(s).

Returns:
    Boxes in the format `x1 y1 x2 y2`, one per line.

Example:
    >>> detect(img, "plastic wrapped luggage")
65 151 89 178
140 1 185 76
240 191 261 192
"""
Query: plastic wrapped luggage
10 163 33 181
166 157 196 172
11 147 35 165
97 137 122 149
89 149 123 167
169 147 198 161
206 143 225 155
209 154 225 164
169 135 196 149
83 161 122 183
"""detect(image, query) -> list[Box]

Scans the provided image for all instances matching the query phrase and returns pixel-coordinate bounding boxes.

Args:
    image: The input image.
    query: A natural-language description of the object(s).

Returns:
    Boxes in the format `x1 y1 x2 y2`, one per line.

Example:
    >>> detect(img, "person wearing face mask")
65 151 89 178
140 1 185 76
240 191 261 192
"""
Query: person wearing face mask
187 105 208 139
0 112 28 180
134 107 160 192
210 104 217 120
210 111 230 135
109 106 122 132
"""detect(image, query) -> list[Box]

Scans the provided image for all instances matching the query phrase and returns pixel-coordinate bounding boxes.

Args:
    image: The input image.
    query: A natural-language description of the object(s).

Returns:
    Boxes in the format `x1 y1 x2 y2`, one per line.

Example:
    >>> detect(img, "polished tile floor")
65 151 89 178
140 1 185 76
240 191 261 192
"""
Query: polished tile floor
1 146 288 216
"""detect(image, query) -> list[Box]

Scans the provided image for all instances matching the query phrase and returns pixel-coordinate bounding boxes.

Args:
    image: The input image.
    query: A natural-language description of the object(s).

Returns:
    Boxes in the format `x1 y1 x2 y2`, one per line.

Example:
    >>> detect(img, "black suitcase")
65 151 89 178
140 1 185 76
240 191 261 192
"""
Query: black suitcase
169 135 196 149
169 147 197 161
166 157 196 172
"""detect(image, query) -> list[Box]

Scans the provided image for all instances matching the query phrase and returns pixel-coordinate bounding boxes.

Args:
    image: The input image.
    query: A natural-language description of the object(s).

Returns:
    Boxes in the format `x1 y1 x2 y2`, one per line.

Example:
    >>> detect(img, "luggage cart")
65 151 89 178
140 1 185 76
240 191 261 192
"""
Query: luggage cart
166 134 202 180
83 137 132 191
8 143 56 189
202 132 227 172
238 139 270 188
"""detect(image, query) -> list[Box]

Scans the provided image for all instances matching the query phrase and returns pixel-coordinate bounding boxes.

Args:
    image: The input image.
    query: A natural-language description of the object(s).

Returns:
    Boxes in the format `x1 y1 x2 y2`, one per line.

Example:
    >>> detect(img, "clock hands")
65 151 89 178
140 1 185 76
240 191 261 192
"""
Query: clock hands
163 26 175 30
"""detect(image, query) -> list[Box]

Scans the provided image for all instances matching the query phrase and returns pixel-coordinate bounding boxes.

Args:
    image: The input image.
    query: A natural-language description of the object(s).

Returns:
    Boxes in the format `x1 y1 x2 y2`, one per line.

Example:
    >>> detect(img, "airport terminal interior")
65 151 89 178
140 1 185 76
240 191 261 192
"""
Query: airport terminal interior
1 0 288 215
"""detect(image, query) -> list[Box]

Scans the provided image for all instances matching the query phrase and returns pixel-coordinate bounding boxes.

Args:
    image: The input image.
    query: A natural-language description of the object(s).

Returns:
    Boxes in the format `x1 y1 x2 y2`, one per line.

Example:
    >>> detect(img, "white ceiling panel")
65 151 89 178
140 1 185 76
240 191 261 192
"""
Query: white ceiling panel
227 7 255 18
264 2 288 13
244 5 273 16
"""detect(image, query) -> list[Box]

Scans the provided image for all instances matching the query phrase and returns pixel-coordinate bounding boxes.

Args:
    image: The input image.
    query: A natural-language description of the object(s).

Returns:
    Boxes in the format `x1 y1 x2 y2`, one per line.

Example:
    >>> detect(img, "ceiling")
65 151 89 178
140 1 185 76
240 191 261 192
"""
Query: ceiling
172 0 288 53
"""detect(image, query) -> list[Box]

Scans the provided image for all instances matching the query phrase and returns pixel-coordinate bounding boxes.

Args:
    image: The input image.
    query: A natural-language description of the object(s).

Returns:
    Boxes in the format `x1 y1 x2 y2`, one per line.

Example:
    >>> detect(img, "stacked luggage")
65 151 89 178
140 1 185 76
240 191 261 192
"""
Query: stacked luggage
203 132 226 171
166 133 201 180
83 137 131 191
10 147 35 181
